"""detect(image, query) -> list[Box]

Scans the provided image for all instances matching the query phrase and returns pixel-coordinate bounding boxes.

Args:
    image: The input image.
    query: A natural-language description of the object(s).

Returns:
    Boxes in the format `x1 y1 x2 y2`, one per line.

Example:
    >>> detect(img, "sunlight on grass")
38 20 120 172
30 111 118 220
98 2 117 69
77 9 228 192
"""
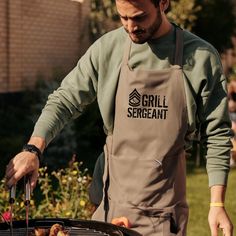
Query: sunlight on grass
187 167 236 236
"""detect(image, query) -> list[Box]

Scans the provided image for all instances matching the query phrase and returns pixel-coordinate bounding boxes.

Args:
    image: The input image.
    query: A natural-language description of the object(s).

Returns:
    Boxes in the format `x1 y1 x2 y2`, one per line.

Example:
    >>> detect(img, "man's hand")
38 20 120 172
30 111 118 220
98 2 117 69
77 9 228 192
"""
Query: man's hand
208 206 233 236
5 136 45 189
5 152 40 189
111 217 131 228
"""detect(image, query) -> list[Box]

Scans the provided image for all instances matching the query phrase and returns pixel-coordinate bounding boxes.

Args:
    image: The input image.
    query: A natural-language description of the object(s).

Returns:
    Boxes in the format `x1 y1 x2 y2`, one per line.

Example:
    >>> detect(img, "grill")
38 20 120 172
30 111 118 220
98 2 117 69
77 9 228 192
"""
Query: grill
0 227 111 236
0 227 113 236
0 218 141 236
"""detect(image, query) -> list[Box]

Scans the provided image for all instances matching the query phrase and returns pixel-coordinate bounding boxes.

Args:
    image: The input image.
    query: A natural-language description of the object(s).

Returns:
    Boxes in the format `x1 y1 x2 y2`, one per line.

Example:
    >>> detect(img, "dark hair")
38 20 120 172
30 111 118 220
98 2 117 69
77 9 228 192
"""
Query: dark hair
219 41 234 54
150 0 171 13
150 0 160 7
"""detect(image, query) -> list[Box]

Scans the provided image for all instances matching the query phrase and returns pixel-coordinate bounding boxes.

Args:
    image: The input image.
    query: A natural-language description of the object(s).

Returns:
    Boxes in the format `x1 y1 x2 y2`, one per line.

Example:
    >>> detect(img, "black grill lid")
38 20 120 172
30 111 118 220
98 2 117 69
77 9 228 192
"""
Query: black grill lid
0 218 141 236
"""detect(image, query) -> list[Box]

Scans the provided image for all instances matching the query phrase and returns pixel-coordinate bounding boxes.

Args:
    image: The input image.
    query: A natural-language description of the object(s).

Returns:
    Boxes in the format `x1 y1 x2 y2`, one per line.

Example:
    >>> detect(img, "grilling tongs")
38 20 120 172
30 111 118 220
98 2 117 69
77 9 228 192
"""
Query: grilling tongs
9 184 16 236
24 175 31 236
9 175 31 236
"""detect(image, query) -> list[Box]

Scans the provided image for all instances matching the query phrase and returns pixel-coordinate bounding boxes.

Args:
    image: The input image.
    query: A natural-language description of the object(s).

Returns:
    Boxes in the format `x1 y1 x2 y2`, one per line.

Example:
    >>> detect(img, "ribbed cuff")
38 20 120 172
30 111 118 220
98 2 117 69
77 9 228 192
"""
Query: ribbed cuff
208 171 229 187
31 125 52 147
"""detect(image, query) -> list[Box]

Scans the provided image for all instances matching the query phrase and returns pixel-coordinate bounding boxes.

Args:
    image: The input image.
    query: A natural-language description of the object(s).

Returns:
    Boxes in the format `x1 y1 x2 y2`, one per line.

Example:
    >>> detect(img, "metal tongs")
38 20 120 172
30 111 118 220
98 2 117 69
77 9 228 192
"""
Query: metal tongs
9 184 16 236
8 175 31 236
24 175 31 236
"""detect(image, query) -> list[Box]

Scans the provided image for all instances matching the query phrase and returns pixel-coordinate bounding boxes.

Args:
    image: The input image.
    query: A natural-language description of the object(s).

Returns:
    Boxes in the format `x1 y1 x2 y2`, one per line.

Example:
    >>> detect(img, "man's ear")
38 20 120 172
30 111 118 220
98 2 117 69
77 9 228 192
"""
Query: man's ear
159 0 170 12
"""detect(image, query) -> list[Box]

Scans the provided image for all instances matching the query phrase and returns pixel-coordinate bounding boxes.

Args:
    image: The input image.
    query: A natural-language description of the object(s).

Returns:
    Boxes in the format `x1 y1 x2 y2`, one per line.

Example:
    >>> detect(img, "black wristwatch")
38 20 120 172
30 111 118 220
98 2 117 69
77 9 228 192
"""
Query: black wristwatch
22 144 42 161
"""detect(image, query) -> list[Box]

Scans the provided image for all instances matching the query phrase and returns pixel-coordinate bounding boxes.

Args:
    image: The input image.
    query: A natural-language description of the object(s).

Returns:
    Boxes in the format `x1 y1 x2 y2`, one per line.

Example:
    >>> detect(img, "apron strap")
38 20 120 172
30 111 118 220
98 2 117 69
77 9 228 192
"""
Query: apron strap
122 35 132 66
174 27 184 67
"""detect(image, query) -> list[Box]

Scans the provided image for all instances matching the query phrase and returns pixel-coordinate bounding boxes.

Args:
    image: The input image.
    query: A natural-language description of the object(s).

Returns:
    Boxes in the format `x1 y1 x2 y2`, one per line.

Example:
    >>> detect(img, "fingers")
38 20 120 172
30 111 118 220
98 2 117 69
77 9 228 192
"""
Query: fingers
5 163 28 188
5 166 16 181
209 223 219 236
6 170 25 189
220 222 234 236
209 224 233 236
5 152 39 188
30 170 39 189
209 207 234 236
111 217 131 228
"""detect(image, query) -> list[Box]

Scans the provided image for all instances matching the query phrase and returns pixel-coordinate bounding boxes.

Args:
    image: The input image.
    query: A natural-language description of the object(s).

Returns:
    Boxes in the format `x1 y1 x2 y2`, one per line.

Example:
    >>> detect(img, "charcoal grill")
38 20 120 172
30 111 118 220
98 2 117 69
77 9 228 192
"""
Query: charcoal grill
0 218 141 236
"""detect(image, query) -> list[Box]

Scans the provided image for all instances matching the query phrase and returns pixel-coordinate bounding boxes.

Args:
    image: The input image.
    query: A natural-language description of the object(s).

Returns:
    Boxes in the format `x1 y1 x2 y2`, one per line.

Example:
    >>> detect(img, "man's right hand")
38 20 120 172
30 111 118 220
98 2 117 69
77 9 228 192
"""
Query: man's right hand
5 152 40 189
5 136 45 189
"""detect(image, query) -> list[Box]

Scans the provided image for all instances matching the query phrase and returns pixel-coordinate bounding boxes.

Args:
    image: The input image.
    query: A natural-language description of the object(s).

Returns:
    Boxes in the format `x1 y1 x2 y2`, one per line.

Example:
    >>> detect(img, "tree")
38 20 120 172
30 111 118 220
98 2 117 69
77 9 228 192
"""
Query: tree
192 0 236 52
90 0 119 40
90 0 201 40
167 0 201 30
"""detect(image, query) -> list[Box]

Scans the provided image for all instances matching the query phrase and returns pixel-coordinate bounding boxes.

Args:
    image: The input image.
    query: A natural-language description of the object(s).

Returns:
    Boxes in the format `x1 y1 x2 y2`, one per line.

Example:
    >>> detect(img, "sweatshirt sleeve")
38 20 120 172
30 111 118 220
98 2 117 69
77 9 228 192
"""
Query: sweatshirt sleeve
32 42 99 146
197 49 233 187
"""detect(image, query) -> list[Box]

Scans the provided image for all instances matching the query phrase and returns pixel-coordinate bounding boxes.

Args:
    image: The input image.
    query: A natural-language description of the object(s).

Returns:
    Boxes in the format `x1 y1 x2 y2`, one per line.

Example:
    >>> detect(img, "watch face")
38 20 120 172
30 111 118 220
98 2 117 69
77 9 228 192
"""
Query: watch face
23 144 41 160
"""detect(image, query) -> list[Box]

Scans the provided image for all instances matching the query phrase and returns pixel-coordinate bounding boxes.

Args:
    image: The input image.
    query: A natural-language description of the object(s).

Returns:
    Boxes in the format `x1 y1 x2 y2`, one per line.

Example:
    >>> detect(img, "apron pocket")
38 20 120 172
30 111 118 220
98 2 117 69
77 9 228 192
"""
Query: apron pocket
108 200 179 236
142 210 178 236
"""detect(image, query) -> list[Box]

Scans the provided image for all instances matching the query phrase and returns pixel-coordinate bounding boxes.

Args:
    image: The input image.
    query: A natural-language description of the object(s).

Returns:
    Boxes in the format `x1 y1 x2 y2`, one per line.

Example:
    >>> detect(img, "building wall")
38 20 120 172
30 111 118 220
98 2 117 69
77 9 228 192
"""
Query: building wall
0 0 91 93
0 0 8 92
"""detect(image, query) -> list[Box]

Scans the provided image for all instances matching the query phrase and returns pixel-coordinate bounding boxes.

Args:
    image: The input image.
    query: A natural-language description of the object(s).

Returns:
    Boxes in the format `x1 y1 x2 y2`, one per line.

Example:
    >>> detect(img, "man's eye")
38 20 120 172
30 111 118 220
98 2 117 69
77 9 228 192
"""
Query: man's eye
132 15 146 22
120 16 128 21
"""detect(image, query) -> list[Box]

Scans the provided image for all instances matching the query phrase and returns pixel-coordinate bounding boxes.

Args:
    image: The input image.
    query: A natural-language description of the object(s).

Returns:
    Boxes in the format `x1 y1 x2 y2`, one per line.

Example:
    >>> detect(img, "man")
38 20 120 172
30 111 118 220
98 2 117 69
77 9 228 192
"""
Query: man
220 42 236 81
5 0 234 235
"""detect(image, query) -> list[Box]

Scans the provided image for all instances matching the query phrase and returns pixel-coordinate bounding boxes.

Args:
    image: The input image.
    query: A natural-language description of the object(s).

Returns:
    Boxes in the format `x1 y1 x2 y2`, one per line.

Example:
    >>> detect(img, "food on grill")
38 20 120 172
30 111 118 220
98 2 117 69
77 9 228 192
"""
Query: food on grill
30 224 69 236
55 231 69 236
49 224 69 236
33 228 50 236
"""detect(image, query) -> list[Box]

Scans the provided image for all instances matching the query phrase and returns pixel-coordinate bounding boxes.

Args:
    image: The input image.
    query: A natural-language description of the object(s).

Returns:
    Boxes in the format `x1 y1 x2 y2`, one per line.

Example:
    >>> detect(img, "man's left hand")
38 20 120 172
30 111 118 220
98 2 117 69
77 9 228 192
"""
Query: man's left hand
111 216 131 228
208 207 233 236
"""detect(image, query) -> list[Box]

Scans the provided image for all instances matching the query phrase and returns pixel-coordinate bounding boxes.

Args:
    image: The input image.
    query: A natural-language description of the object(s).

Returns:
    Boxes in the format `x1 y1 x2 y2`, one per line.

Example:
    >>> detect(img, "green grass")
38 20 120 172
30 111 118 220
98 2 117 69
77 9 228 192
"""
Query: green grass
187 167 236 236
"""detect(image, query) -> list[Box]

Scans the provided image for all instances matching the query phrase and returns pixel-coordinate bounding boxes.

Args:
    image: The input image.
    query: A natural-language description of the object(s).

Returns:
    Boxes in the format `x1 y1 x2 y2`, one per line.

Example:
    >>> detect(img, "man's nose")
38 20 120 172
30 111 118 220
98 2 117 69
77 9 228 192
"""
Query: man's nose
127 19 137 32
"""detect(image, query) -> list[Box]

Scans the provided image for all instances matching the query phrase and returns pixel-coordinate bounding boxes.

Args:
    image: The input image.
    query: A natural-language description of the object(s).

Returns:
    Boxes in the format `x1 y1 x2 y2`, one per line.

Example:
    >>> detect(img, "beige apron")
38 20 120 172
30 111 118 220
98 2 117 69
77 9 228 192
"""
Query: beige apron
93 27 189 236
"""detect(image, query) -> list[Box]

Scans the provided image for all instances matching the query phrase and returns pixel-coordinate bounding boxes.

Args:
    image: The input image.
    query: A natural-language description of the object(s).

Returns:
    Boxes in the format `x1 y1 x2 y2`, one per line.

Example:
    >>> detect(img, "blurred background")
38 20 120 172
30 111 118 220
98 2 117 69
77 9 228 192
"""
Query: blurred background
0 0 236 235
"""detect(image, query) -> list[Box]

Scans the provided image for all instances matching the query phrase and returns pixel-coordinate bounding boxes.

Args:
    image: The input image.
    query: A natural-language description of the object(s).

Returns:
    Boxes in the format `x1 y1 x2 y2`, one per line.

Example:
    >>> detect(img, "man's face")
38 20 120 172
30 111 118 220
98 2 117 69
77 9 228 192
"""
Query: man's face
116 0 162 44
226 49 236 68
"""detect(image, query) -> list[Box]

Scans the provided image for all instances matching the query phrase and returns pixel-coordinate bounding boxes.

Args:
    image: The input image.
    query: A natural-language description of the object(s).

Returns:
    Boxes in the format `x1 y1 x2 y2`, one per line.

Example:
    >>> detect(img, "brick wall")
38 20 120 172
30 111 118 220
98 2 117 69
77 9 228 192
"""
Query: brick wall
0 0 8 92
0 0 91 93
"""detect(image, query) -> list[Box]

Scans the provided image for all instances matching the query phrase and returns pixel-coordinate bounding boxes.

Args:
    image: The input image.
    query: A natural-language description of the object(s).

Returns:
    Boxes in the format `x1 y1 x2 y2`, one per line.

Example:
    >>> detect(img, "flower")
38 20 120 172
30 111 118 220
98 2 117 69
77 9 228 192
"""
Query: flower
1 211 11 222
80 200 86 207
65 211 71 216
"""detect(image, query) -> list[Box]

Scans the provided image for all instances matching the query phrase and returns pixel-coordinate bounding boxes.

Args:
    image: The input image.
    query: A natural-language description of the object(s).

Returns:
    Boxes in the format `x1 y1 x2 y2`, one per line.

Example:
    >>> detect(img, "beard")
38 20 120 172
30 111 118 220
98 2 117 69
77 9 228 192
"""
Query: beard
125 10 162 44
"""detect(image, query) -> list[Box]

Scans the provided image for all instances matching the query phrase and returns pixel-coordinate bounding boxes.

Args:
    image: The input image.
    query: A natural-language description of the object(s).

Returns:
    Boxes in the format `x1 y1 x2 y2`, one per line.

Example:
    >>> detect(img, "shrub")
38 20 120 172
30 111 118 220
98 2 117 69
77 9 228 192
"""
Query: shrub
0 160 94 222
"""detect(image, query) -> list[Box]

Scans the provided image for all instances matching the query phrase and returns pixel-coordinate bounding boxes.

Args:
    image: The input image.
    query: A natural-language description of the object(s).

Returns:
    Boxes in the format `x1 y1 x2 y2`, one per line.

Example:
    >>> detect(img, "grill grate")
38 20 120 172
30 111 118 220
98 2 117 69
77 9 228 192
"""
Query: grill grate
0 227 113 236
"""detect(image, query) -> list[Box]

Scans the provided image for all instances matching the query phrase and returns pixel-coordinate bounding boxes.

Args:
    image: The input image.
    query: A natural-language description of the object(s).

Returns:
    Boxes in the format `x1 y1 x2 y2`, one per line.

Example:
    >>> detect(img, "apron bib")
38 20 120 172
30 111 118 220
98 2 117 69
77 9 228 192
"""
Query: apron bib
93 27 188 236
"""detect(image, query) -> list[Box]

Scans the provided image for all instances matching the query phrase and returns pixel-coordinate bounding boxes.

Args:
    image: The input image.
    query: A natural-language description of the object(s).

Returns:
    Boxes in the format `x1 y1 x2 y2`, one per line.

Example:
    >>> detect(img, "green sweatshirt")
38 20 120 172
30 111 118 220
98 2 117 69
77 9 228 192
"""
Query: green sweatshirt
32 26 232 187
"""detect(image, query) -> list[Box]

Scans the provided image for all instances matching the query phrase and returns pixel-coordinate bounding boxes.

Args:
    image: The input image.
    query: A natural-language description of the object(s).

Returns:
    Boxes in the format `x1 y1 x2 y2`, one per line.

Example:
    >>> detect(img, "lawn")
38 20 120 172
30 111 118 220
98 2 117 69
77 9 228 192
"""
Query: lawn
187 167 236 235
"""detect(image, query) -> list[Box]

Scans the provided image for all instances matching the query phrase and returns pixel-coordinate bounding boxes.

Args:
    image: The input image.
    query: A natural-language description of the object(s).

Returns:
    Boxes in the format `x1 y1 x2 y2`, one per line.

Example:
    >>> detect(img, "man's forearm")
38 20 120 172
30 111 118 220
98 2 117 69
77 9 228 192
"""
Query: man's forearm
28 136 46 153
210 185 226 203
